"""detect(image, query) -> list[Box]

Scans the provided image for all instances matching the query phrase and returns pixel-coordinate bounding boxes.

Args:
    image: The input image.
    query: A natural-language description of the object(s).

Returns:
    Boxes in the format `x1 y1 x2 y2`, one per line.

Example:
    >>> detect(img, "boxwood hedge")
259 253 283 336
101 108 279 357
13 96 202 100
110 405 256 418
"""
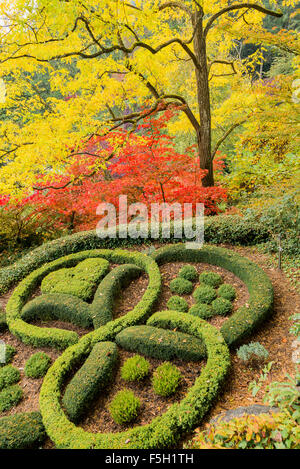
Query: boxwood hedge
151 244 273 347
63 341 118 423
5 249 161 350
39 311 230 449
0 215 269 296
0 411 46 449
116 325 206 362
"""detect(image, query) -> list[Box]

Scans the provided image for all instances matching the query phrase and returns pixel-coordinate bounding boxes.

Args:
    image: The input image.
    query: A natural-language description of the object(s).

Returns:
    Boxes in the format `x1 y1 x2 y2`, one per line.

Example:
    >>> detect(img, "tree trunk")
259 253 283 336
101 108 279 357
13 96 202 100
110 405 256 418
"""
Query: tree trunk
192 8 214 187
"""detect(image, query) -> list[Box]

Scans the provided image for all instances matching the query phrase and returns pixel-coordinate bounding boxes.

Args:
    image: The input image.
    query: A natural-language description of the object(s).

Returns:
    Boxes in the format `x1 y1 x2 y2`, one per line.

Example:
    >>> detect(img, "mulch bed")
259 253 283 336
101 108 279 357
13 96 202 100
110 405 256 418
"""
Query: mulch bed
0 244 299 449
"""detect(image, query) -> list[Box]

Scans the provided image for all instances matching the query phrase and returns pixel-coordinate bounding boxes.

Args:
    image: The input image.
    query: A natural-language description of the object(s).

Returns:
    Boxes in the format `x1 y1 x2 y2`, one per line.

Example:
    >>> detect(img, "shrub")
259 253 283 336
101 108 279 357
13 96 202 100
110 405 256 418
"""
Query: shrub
116 325 206 362
24 352 52 379
41 258 110 301
121 355 150 382
218 284 236 301
0 365 20 391
188 303 214 319
90 264 142 329
108 390 141 425
0 344 16 367
0 309 7 331
0 411 46 449
167 295 188 312
6 249 161 350
169 277 193 295
185 411 300 449
211 298 233 316
0 384 23 412
22 293 92 329
237 342 269 364
193 285 217 304
152 244 273 347
178 265 198 282
63 341 118 423
199 271 222 288
40 310 230 449
152 362 182 397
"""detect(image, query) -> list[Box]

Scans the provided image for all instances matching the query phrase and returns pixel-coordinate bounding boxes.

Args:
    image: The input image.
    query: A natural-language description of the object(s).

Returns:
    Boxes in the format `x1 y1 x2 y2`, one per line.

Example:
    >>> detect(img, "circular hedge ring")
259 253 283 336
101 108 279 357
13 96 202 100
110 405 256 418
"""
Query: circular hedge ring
39 311 230 449
151 244 273 346
5 249 161 349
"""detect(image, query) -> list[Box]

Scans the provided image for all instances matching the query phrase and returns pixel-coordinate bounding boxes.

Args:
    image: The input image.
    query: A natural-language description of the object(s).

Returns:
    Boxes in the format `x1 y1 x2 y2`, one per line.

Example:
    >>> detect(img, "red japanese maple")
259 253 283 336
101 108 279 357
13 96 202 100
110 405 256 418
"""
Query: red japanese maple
16 110 227 233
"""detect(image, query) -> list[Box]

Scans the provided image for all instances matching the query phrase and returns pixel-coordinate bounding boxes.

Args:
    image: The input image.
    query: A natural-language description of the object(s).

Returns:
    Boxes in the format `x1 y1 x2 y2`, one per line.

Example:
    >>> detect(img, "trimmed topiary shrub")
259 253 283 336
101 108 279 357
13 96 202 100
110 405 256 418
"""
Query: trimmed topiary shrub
211 298 233 317
0 365 20 391
41 258 110 301
22 293 92 329
40 310 230 449
152 362 182 397
1 241 271 449
121 355 150 382
152 244 273 347
116 325 206 362
0 344 16 367
0 411 46 449
63 341 118 423
90 264 142 329
0 216 269 297
178 265 198 282
167 295 188 313
169 277 193 295
217 284 236 301
193 285 217 304
0 384 23 412
108 390 141 425
24 352 52 379
6 249 161 350
199 271 222 288
188 303 214 320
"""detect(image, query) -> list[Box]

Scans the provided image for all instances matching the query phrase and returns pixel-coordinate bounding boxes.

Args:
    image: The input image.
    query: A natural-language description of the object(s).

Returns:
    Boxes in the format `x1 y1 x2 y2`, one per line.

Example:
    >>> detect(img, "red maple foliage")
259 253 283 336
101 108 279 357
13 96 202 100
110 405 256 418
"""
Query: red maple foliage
7 110 227 234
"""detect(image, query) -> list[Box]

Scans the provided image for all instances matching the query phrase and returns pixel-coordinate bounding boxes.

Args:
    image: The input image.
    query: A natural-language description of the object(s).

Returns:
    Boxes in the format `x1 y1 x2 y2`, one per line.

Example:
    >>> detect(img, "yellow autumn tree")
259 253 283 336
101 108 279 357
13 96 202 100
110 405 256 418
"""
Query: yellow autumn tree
0 0 295 197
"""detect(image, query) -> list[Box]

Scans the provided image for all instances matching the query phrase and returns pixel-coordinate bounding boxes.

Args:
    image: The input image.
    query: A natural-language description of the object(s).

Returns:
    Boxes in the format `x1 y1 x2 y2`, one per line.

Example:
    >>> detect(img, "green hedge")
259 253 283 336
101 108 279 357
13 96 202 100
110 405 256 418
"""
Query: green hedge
116 325 206 362
24 352 52 379
108 389 141 425
90 264 142 329
41 258 109 301
6 249 161 350
0 215 269 296
166 295 188 313
0 365 20 391
39 311 230 449
21 264 143 331
21 293 92 328
63 341 118 423
151 244 273 347
0 411 46 449
0 384 23 412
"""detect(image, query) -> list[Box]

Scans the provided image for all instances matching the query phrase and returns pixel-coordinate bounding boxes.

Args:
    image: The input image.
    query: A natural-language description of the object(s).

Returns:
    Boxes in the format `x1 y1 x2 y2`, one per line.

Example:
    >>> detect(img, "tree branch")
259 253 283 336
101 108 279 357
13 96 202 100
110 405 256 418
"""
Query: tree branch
204 3 282 38
212 120 246 158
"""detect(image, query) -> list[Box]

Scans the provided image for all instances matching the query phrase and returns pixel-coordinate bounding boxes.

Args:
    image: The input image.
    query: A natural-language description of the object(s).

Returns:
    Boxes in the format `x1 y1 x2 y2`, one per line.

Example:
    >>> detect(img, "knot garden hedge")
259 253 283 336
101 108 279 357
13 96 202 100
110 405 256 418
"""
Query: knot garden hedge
0 236 273 449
